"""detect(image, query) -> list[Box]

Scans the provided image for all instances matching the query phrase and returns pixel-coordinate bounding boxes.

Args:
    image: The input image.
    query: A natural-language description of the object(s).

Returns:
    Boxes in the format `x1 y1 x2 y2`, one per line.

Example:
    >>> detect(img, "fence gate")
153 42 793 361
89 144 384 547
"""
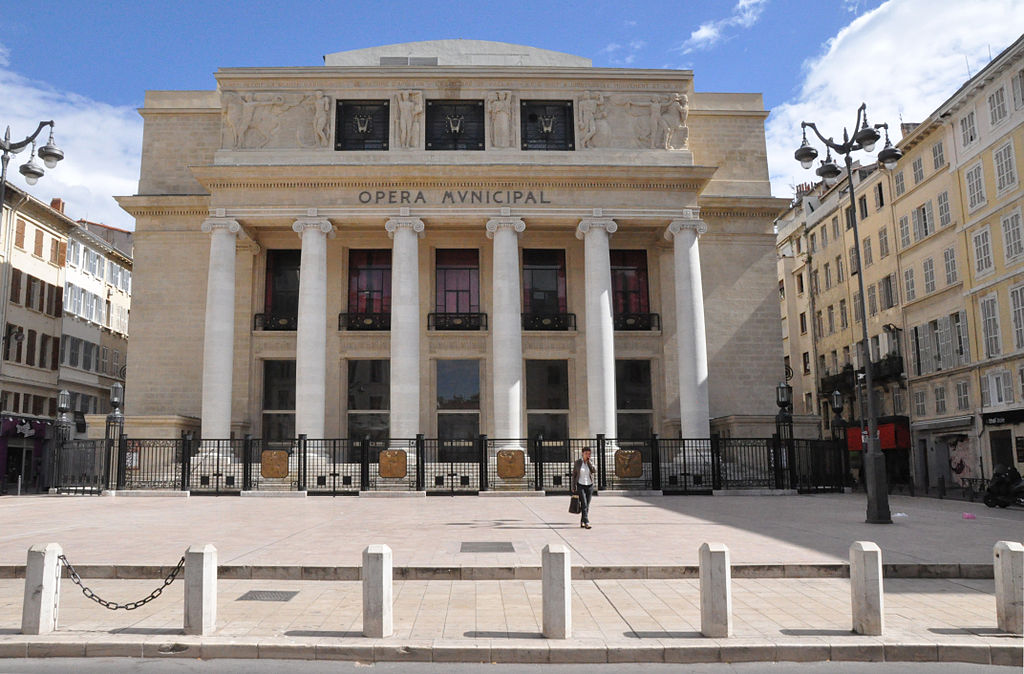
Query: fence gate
657 439 716 494
54 439 107 494
792 439 845 493
304 439 360 495
186 438 244 494
421 437 481 494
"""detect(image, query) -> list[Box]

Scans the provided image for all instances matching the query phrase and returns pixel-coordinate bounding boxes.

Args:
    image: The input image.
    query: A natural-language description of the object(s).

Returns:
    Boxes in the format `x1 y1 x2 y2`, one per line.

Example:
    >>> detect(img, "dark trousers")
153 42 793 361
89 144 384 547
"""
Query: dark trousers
577 483 593 524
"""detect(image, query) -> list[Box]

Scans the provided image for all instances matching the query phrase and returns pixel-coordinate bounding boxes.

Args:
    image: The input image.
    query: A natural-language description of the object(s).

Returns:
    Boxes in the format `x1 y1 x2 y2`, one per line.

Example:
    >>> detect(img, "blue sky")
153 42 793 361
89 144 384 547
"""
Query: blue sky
1 0 1020 228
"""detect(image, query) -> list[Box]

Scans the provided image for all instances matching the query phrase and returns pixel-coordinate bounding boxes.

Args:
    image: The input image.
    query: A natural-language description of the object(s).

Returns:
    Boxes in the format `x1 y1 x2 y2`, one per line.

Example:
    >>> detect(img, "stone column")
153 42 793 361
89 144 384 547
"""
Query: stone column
385 217 424 440
486 217 526 441
200 218 240 440
665 213 710 438
292 218 333 439
577 218 618 439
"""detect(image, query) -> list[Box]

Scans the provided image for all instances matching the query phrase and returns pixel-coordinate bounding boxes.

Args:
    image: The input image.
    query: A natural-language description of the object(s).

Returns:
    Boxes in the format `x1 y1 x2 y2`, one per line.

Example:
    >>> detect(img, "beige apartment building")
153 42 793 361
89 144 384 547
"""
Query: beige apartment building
777 34 1024 489
117 40 787 445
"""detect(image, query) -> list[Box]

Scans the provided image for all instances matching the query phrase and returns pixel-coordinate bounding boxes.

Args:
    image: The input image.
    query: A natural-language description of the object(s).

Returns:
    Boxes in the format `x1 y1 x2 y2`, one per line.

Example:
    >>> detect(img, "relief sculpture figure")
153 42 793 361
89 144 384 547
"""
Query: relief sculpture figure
222 92 249 148
661 93 689 149
313 91 331 147
627 96 670 149
396 90 423 149
577 92 608 148
487 91 513 148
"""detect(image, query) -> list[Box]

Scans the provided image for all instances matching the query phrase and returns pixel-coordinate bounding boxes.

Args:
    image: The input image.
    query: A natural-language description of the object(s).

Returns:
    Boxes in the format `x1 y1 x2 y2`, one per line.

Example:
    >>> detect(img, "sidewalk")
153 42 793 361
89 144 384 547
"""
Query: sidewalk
0 493 1021 665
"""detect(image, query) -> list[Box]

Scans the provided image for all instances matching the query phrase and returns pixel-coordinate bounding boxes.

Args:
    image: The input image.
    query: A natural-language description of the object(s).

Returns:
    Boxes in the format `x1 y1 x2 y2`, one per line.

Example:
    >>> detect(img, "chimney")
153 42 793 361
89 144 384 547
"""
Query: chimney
50 198 65 214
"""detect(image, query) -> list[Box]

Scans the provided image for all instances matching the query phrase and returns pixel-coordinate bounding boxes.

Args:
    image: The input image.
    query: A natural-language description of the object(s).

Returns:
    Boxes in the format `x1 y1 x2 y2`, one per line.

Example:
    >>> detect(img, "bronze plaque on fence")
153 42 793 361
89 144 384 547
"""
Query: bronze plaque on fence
261 450 290 479
614 449 643 478
379 449 407 478
496 449 526 479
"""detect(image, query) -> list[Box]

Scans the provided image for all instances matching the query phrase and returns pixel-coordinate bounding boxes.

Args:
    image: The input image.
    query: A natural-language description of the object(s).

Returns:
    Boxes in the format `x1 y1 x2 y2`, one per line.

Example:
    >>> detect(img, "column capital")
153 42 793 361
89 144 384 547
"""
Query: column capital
576 218 617 240
665 217 708 240
200 218 241 234
292 218 334 236
485 217 525 239
385 217 425 239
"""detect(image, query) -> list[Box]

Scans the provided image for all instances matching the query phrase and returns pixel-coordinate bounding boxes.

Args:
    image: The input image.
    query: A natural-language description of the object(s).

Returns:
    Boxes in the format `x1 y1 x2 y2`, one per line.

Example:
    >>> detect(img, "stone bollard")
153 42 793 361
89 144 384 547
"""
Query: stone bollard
363 544 393 638
994 540 1024 635
542 544 571 639
850 541 884 635
22 543 62 635
699 542 732 637
184 544 217 636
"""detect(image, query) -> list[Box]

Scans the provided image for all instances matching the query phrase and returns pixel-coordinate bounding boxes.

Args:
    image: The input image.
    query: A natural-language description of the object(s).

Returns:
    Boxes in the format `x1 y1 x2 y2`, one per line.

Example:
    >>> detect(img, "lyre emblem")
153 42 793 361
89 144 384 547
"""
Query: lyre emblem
353 114 373 135
539 114 556 135
445 114 464 135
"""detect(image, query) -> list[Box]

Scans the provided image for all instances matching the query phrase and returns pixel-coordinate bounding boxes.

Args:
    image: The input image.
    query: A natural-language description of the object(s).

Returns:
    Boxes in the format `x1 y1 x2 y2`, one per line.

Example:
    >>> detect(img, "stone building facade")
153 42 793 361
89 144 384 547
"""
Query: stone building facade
118 40 786 442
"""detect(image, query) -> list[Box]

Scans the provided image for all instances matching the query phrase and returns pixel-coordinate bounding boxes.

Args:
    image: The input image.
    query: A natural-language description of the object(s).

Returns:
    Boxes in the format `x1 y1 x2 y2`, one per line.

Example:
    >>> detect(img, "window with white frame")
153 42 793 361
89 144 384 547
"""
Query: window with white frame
839 299 848 328
934 386 947 414
960 111 977 146
943 247 958 284
878 226 889 257
912 157 924 184
956 380 970 410
1002 210 1023 261
937 191 951 227
862 237 873 266
952 310 971 365
904 267 916 301
913 390 926 416
980 294 1001 357
994 142 1017 193
867 285 877 316
974 228 993 275
923 257 936 293
982 369 1014 407
966 163 986 211
836 255 844 281
824 262 832 289
932 141 944 169
831 216 840 240
853 291 862 322
873 182 884 209
989 87 1007 126
894 170 905 196
828 305 835 333
898 215 911 248
849 246 858 274
67 240 81 267
913 201 935 240
821 224 828 248
879 273 898 309
1011 284 1024 350
1014 67 1024 109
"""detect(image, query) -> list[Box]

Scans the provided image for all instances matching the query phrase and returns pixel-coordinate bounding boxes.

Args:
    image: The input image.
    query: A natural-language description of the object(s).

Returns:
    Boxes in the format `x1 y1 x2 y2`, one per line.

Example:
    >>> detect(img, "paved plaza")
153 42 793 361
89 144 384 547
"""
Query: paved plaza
0 492 1021 665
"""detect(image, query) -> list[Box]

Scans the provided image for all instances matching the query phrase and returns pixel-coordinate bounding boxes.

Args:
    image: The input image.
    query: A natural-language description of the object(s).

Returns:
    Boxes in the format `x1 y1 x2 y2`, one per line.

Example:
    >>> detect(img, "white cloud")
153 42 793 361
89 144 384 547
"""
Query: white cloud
766 0 1024 199
602 39 647 66
679 0 769 53
0 42 141 229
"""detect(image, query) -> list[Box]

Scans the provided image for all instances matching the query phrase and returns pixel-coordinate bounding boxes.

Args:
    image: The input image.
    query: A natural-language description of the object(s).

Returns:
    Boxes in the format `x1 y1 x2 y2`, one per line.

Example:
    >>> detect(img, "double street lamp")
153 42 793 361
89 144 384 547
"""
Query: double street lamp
793 103 901 524
0 121 65 210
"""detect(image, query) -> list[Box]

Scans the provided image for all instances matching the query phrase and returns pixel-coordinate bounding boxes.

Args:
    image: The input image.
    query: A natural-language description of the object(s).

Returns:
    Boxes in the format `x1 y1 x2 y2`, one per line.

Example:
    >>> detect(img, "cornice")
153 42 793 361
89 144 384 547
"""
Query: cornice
115 195 210 218
697 195 791 219
188 164 717 193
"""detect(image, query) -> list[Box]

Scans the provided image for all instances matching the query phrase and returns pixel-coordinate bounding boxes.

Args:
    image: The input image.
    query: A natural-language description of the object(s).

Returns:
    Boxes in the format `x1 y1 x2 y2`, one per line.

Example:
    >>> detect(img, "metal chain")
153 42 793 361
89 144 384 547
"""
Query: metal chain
58 555 185 611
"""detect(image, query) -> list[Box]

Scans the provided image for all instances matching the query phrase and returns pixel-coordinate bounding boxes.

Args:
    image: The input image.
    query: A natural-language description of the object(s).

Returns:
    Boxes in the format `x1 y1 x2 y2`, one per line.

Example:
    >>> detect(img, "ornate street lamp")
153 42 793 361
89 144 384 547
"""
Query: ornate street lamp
830 389 851 487
1 121 64 208
794 103 901 524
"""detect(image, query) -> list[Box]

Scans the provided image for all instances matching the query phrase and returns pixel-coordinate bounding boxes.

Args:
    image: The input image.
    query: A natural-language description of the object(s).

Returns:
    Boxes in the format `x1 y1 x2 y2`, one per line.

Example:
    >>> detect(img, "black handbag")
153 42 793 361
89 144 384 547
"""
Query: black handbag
569 494 582 514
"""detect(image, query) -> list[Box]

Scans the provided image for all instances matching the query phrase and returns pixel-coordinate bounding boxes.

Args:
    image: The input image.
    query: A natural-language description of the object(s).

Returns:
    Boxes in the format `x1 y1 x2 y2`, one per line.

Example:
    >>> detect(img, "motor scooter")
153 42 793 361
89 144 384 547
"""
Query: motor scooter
983 465 1024 508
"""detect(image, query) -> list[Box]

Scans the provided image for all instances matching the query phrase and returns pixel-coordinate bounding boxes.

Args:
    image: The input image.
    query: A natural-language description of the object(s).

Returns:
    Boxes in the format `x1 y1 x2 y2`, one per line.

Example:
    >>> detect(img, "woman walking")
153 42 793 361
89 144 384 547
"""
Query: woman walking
571 447 596 529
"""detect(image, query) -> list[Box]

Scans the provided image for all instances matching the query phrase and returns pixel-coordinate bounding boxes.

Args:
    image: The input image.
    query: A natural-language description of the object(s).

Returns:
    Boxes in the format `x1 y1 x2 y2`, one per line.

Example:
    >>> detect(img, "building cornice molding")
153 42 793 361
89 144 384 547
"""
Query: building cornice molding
115 195 210 218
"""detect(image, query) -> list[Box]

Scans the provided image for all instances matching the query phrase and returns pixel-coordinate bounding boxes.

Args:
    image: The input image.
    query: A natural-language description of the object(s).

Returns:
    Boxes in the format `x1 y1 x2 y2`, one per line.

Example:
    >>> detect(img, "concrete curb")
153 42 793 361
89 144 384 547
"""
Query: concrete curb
0 637 1018 665
0 562 993 580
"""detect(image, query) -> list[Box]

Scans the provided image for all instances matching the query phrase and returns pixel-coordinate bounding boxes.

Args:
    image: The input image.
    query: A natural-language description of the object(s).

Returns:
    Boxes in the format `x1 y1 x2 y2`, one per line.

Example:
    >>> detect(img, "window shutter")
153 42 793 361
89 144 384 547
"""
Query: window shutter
911 209 922 241
33 229 44 257
1005 373 1015 403
55 286 63 316
909 327 919 376
981 377 991 407
937 317 953 370
51 337 59 371
14 219 25 248
959 310 971 363
925 201 935 233
9 269 21 304
58 241 67 267
25 330 36 367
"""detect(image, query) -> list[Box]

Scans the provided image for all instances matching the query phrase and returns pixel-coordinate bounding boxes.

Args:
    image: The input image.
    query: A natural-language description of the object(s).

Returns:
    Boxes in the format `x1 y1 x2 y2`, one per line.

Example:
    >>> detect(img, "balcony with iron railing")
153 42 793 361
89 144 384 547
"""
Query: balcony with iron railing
253 313 297 331
521 312 576 331
820 355 904 394
614 313 661 331
428 312 487 331
339 312 391 331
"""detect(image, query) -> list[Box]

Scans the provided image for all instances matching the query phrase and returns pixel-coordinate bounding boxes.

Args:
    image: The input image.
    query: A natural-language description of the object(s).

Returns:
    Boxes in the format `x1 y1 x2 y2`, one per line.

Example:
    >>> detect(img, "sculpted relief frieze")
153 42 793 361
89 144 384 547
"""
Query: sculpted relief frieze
219 86 688 152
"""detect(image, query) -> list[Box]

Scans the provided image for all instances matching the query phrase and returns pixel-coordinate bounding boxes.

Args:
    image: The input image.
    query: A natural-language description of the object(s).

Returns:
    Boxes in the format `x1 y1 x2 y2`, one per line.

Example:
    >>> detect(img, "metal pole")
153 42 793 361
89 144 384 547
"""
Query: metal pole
845 155 892 523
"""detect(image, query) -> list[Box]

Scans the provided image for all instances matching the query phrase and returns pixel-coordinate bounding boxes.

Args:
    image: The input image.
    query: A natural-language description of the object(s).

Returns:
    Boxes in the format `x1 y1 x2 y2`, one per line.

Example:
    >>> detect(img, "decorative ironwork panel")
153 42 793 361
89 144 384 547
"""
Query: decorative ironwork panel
379 449 407 478
339 312 391 331
521 312 576 331
614 449 644 478
613 313 661 331
260 449 290 479
425 100 485 150
428 312 487 331
335 100 389 151
496 449 525 479
520 101 575 151
254 313 297 331
122 438 182 490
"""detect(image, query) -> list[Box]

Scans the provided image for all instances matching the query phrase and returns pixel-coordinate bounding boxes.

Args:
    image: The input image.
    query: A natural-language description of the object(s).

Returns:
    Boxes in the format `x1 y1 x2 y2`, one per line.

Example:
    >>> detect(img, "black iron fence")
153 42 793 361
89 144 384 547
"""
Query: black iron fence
51 432 846 496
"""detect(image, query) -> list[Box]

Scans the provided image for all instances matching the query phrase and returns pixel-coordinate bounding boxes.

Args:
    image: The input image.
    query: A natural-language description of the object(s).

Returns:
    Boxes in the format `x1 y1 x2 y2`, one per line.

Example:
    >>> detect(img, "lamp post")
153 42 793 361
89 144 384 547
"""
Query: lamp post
775 382 794 489
52 389 73 491
830 389 851 488
106 382 125 490
794 103 900 524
